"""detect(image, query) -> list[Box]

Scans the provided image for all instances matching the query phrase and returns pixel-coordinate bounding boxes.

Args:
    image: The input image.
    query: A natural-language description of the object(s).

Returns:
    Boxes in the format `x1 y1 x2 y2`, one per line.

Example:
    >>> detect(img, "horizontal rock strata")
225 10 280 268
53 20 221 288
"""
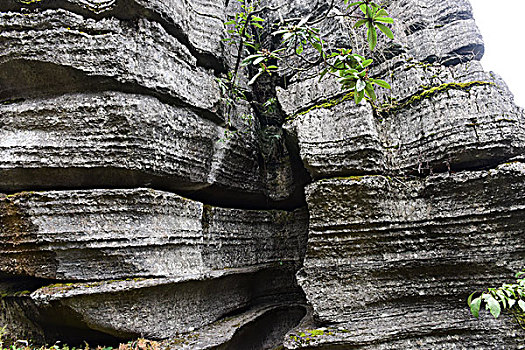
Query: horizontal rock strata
0 9 219 112
0 92 292 206
1 0 227 68
2 264 303 344
292 162 525 348
0 188 307 343
161 303 307 350
0 188 307 280
284 70 525 178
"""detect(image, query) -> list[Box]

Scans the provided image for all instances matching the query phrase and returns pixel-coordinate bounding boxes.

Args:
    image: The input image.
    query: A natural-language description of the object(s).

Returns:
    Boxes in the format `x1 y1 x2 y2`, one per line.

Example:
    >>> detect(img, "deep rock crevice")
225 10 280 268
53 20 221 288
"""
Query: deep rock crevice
1 0 525 348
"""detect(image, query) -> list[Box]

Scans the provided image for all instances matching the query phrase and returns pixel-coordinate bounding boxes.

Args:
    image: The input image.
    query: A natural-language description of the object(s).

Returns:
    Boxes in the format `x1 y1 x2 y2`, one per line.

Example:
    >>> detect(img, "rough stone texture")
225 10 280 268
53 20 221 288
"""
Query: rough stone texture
0 0 227 66
161 303 307 350
1 0 525 348
291 163 525 348
280 0 525 349
285 103 385 178
2 264 303 344
0 92 291 205
0 9 219 112
285 78 525 178
0 188 307 281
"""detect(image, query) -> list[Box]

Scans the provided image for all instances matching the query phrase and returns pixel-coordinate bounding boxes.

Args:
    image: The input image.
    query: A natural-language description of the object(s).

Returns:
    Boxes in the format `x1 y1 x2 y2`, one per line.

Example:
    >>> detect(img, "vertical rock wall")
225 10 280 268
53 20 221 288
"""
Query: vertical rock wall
1 0 524 349
279 0 525 348
0 0 309 348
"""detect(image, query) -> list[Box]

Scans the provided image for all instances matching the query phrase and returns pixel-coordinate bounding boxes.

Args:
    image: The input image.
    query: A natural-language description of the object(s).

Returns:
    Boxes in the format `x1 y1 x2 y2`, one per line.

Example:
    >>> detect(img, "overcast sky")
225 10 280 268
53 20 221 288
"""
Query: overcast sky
470 1 525 107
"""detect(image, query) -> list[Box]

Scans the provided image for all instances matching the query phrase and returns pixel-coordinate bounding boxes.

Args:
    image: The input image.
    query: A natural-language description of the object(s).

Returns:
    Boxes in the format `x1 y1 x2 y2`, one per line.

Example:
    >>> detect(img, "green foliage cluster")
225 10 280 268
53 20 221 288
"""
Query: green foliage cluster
223 0 394 105
467 270 525 329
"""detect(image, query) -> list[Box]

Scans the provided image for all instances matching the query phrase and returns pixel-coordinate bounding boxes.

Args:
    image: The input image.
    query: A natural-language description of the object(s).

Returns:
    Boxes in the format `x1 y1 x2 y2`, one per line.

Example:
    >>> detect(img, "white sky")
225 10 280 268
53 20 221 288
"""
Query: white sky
470 1 525 107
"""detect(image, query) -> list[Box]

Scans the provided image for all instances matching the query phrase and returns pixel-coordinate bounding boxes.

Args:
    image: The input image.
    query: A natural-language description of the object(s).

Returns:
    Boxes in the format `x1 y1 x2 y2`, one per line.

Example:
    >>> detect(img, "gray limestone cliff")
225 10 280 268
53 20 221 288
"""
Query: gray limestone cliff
0 0 524 349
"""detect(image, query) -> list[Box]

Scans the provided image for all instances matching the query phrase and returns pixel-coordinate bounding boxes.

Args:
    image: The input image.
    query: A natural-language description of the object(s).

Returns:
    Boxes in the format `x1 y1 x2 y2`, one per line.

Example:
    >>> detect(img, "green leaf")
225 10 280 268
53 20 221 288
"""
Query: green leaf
282 32 293 42
376 9 389 17
508 298 516 308
319 68 329 81
251 16 265 22
486 295 501 318
519 300 525 312
470 297 481 318
354 89 365 104
365 83 377 100
248 70 263 85
467 292 476 306
371 78 391 89
298 16 309 27
374 16 394 24
365 4 373 18
367 24 378 51
296 44 304 55
361 58 373 68
272 29 289 35
375 23 394 39
253 56 266 65
312 41 323 54
354 19 367 28
496 290 507 309
345 1 363 7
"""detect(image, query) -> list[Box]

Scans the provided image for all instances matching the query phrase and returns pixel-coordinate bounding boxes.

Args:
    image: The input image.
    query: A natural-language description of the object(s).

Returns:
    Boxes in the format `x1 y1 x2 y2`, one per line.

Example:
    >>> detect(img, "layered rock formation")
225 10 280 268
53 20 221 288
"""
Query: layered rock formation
1 0 524 349
278 0 525 348
0 0 308 347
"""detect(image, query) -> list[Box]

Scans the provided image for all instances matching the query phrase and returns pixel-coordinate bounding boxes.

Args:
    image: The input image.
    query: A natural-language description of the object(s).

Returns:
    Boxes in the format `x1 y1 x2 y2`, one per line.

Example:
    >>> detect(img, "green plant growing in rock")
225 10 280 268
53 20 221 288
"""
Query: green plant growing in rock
223 0 393 104
467 270 525 330
219 0 394 138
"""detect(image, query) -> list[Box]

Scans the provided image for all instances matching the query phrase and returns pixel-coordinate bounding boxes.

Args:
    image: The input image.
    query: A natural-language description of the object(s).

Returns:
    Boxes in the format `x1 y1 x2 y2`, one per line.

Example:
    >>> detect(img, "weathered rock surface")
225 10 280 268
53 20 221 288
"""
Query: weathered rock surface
0 188 307 280
0 188 307 343
0 9 219 112
2 264 303 344
290 162 525 348
161 303 307 350
1 0 227 68
285 77 525 178
1 0 524 348
0 92 302 207
279 0 525 348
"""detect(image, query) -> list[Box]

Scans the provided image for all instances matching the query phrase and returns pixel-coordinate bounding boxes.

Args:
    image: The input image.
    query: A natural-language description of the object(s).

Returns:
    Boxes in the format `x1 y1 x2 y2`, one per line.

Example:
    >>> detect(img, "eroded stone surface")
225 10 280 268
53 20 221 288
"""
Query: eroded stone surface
161 303 307 349
2 264 303 343
1 0 227 63
0 188 307 281
0 9 220 112
294 162 525 348
285 74 525 178
0 92 285 203
285 102 385 178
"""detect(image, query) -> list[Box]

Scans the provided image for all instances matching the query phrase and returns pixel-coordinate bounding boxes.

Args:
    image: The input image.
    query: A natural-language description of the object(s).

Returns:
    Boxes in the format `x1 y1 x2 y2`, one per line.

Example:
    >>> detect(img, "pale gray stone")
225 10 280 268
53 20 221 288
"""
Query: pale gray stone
0 188 307 280
3 264 302 343
0 0 226 65
284 74 525 177
293 162 525 348
0 9 220 112
0 92 281 203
